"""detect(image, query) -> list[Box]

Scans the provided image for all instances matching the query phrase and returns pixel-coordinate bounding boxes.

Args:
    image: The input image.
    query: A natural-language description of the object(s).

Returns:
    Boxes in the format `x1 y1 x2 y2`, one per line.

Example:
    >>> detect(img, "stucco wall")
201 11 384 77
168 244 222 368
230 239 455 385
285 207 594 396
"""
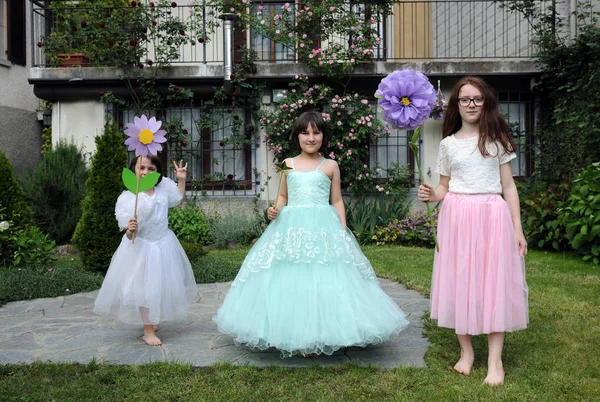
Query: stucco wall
0 0 43 178
0 106 42 178
51 100 105 159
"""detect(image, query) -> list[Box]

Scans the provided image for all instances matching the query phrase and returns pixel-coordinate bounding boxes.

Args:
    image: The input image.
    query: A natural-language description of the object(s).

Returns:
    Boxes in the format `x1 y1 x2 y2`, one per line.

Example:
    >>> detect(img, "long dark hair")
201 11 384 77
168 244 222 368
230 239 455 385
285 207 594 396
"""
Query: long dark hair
290 111 329 153
129 155 163 185
442 76 516 157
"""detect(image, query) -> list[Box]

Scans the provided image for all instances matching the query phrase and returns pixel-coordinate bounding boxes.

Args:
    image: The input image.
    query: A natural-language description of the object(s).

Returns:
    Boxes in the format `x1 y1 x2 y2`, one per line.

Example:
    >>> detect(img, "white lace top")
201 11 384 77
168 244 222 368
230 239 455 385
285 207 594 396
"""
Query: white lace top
436 135 516 194
114 177 182 241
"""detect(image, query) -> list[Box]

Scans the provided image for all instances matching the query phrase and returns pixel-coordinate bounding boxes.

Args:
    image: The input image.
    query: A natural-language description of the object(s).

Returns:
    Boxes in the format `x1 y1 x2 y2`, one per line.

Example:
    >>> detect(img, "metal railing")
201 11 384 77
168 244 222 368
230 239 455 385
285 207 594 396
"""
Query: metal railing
30 0 554 68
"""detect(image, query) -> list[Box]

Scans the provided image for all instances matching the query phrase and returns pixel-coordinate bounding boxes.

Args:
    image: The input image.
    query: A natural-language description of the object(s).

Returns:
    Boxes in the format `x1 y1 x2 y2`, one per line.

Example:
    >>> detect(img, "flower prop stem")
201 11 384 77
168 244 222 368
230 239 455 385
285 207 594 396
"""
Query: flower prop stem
131 157 142 244
409 126 439 252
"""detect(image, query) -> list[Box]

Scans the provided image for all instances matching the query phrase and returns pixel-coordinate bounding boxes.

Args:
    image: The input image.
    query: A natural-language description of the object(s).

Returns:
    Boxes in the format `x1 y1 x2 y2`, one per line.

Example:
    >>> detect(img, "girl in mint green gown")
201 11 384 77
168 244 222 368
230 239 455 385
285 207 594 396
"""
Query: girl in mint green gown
213 111 409 357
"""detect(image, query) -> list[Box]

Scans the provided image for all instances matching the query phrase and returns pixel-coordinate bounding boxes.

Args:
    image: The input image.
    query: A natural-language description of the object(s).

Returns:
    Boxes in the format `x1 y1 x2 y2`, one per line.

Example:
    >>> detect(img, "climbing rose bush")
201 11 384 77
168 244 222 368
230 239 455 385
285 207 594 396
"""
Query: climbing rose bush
260 75 409 197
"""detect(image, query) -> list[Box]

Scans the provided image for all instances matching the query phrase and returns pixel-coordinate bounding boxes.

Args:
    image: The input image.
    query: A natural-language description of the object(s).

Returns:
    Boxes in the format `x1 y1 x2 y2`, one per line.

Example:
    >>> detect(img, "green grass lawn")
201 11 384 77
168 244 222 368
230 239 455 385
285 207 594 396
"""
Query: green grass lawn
1 247 599 401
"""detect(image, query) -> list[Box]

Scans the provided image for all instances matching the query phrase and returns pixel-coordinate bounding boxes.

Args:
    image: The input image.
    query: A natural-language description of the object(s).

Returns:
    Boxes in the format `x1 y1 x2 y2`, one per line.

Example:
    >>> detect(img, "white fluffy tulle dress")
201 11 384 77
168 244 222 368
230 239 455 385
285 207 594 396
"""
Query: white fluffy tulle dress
213 158 409 357
93 178 197 325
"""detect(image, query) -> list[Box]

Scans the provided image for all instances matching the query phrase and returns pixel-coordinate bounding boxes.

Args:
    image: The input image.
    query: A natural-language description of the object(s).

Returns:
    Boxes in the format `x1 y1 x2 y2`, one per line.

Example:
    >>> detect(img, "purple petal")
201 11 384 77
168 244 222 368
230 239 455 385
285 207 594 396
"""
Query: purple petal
124 137 139 147
124 123 140 137
138 114 149 129
153 130 167 143
135 144 149 157
148 117 162 133
147 142 162 155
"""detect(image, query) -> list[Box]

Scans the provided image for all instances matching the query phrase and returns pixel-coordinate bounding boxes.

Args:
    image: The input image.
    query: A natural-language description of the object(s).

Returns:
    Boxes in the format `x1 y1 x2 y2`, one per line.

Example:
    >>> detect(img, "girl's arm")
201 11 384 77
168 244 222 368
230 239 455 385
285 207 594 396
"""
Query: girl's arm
418 175 450 203
500 163 527 256
329 161 346 229
267 160 290 221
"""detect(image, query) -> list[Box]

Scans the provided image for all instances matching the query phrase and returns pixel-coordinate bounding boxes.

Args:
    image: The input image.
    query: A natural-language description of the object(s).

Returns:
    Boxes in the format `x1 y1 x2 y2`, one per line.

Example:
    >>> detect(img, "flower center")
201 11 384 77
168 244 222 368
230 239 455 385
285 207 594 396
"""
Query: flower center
400 96 411 106
138 128 154 145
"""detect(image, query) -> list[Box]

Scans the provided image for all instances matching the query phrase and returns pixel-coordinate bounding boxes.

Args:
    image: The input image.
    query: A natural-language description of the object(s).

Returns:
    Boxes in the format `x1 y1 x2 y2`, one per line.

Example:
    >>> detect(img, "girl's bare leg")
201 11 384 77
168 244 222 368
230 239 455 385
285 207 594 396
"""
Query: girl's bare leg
484 332 505 385
454 334 475 375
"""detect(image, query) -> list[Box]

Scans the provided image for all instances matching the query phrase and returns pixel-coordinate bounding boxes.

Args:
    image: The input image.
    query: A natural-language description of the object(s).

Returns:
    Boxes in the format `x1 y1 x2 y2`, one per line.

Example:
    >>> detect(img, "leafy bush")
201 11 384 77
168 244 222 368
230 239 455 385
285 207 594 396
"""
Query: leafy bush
24 142 88 244
0 151 33 266
0 207 22 267
191 254 240 283
372 209 439 248
180 241 208 262
72 124 128 274
11 226 57 267
169 203 212 245
0 261 103 306
345 195 412 245
560 162 600 264
519 177 571 251
0 149 32 229
210 212 267 249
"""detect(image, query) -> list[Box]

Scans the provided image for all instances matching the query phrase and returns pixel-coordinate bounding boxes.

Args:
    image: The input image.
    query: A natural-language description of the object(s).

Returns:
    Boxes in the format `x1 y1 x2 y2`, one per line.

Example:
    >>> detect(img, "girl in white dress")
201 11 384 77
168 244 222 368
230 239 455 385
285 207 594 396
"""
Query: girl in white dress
94 156 197 346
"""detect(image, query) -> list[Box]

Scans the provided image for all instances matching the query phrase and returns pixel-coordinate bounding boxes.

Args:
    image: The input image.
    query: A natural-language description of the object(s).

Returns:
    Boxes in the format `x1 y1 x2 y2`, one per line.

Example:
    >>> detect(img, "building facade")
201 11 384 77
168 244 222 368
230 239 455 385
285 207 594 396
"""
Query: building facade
27 0 583 208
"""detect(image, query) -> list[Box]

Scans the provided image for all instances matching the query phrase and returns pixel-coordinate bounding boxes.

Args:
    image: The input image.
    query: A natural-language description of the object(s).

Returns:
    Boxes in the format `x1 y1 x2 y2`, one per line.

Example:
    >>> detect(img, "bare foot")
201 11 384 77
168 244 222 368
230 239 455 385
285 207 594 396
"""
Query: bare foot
484 362 505 386
142 333 162 346
153 325 159 332
453 351 474 376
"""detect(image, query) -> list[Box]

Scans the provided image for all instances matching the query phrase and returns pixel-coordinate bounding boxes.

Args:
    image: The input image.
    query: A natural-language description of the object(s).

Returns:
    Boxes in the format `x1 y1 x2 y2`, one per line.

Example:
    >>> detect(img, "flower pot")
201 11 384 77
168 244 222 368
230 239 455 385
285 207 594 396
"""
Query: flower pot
57 53 90 67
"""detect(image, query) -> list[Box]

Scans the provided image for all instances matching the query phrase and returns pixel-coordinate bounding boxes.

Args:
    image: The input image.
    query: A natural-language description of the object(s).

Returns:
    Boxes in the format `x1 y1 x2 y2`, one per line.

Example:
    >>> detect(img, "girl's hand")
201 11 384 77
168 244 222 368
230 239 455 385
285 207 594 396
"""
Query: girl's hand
172 160 188 181
418 183 433 202
267 206 279 221
516 230 528 256
126 218 137 239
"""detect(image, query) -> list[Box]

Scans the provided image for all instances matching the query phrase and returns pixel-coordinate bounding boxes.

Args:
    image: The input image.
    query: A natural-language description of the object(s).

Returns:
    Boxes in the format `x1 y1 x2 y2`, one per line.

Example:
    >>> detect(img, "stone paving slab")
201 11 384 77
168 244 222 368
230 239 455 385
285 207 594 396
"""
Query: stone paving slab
0 279 430 368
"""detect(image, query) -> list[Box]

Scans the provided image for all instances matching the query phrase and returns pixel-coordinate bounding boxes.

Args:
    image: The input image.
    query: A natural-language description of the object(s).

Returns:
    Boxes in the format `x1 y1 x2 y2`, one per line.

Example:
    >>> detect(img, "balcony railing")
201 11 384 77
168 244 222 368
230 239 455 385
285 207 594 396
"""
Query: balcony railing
30 0 552 69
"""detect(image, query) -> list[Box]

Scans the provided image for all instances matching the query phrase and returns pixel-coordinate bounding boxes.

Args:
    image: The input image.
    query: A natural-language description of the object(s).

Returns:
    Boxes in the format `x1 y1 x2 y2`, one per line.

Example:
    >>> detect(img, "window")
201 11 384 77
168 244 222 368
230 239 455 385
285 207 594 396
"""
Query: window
499 91 534 177
117 106 259 196
252 1 296 63
1 0 26 66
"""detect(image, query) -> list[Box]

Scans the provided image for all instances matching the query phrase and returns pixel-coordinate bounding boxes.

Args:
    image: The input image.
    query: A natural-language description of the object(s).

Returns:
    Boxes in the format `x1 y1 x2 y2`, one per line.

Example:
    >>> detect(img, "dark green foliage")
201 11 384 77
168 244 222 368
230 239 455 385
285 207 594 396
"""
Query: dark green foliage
0 150 33 266
72 125 128 274
191 253 241 283
11 226 56 267
24 142 88 244
345 195 412 245
0 260 104 306
512 2 600 180
180 241 208 262
560 162 600 264
210 212 267 249
0 149 32 228
0 207 20 266
518 177 571 251
168 203 212 245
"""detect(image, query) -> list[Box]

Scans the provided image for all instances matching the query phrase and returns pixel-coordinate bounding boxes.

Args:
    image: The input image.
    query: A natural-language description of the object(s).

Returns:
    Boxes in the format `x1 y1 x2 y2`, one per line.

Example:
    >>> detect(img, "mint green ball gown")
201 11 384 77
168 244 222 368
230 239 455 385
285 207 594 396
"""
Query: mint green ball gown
213 158 409 357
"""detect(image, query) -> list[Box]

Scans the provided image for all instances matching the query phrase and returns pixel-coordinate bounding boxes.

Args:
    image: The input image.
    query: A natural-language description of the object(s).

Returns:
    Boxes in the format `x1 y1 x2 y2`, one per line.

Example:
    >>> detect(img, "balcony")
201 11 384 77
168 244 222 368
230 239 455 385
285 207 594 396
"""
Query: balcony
29 0 544 78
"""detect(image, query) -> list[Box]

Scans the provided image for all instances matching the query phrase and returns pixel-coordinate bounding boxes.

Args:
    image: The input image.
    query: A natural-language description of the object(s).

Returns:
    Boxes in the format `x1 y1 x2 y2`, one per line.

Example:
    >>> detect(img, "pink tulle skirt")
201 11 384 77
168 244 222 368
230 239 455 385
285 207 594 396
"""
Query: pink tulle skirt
431 193 528 335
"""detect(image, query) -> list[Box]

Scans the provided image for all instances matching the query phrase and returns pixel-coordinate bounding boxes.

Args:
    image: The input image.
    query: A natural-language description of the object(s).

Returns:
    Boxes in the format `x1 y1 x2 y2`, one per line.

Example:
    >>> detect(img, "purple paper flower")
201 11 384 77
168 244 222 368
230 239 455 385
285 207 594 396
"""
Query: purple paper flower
375 70 436 130
123 115 167 157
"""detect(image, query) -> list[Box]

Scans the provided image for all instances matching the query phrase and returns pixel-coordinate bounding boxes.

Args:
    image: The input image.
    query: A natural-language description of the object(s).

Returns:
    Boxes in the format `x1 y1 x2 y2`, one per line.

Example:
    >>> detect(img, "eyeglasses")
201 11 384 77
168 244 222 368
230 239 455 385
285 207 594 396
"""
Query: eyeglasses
458 97 484 107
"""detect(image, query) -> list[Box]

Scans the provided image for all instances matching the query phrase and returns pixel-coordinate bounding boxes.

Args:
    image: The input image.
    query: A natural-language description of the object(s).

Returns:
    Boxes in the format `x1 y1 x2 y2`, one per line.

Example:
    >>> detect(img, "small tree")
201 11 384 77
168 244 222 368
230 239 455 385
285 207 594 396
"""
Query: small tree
72 125 127 274
24 142 88 244
0 150 32 228
0 150 33 266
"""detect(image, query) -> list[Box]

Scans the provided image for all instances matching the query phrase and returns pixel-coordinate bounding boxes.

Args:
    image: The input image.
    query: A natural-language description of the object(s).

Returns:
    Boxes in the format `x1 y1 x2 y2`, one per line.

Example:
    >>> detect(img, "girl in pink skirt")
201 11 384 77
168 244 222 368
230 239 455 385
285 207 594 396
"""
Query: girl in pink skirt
418 76 528 385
